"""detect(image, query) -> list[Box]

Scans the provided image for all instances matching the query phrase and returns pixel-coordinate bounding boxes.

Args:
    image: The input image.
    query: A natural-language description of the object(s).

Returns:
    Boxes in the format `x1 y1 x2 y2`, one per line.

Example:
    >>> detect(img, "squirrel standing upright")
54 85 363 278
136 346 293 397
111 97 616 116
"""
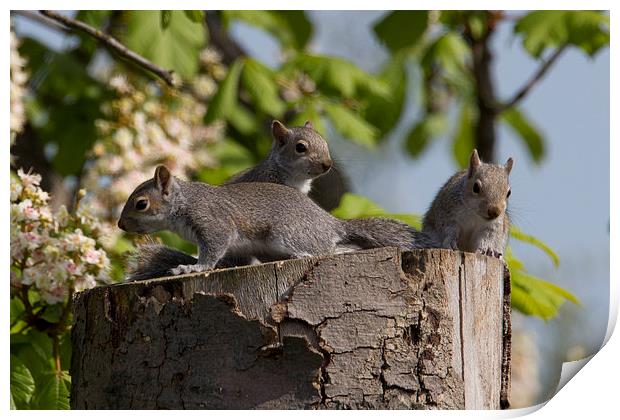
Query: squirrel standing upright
422 149 513 258
120 165 433 280
226 120 332 194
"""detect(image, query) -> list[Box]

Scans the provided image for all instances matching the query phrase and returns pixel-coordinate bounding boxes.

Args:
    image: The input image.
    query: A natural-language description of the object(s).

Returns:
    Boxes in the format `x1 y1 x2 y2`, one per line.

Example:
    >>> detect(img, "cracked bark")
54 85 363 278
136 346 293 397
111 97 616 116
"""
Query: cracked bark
71 248 509 409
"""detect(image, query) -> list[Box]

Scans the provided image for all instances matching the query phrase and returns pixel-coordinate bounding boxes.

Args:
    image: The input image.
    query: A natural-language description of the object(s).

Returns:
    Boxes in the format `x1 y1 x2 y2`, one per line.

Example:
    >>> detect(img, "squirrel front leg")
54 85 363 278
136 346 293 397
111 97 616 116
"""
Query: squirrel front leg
476 216 509 259
171 227 234 275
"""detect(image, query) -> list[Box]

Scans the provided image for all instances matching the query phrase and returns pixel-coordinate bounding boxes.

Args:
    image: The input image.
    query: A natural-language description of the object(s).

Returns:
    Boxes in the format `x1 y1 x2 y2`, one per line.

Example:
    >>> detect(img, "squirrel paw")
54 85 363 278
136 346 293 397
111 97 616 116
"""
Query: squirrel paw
480 249 503 259
170 264 211 276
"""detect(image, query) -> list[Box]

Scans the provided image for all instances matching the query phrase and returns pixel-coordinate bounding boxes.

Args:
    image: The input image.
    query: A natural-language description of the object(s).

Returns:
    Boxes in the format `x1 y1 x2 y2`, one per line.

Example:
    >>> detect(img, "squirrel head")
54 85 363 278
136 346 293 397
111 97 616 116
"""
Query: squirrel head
117 165 179 234
271 120 333 179
463 149 514 221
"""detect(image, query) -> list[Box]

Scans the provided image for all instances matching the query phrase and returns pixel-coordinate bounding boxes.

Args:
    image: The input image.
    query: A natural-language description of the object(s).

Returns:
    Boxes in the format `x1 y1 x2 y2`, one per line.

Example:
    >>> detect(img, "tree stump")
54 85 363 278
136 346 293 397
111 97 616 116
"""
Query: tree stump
70 248 511 409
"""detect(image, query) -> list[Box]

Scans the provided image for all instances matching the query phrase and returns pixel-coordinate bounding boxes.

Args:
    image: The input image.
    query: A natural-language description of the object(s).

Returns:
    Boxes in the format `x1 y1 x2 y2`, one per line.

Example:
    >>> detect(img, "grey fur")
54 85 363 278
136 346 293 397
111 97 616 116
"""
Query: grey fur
225 120 332 194
422 149 513 257
121 167 430 281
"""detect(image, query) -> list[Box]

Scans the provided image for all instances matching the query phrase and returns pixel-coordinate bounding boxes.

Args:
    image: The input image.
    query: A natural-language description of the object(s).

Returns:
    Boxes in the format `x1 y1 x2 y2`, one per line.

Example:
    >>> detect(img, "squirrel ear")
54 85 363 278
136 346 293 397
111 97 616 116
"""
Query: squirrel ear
467 149 481 178
505 157 514 175
154 165 173 195
304 120 314 129
272 120 291 146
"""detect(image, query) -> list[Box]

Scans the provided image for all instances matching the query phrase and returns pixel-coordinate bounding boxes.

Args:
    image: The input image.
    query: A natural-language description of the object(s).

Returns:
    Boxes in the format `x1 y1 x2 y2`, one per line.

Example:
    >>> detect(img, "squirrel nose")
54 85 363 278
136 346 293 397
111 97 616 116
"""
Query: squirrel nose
487 206 501 219
117 219 126 231
322 159 333 172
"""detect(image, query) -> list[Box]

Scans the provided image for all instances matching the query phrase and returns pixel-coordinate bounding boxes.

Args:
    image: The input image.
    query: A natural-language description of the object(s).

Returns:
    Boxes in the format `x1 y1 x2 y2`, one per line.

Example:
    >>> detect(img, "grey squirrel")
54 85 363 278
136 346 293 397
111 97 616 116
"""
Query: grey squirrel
119 165 433 280
422 149 513 258
126 119 334 278
226 120 332 194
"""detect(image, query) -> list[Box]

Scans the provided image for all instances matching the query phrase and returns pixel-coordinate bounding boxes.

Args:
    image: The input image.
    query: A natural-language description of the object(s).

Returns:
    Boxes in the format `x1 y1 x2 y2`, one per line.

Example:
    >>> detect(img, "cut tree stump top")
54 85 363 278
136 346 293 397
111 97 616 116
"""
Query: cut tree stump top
71 248 511 409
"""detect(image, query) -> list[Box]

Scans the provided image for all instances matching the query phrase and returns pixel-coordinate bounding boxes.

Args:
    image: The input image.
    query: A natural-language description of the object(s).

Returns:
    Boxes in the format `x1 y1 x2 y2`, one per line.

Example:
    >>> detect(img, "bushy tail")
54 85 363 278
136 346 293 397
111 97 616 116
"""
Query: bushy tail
126 243 197 281
341 217 438 250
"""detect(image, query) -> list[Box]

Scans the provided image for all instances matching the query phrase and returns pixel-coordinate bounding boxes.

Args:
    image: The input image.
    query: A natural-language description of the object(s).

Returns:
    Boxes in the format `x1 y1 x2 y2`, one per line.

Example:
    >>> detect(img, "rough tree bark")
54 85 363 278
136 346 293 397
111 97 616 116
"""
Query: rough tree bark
70 248 511 409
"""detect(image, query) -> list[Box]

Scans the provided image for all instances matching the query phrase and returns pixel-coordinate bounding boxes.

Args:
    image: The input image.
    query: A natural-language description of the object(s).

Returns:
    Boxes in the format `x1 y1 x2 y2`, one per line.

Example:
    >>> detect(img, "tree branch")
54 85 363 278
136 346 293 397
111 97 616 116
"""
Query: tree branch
38 10 178 86
499 45 568 112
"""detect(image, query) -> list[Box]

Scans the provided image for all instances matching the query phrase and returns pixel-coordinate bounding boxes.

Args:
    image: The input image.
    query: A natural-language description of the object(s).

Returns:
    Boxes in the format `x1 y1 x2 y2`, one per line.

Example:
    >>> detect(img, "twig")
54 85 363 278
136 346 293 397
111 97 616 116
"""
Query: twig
12 10 71 34
38 10 178 86
498 45 568 112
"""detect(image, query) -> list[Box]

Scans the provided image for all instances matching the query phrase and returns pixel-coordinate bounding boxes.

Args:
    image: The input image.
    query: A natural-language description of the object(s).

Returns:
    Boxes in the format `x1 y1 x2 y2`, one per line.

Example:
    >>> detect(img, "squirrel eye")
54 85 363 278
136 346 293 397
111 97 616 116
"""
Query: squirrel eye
473 181 482 194
506 189 511 198
295 142 308 153
135 198 149 211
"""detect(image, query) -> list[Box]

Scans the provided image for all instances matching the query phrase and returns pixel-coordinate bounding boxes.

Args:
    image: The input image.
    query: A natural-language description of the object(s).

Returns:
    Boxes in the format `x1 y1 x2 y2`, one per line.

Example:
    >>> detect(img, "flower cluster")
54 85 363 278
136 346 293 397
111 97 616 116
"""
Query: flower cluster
11 169 110 304
83 74 225 246
10 30 28 141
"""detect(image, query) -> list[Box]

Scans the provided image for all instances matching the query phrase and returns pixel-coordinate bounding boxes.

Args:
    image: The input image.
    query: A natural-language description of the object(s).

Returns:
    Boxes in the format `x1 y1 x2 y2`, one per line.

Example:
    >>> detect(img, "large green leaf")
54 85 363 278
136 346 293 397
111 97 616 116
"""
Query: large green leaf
222 10 312 50
205 59 245 123
331 193 422 229
501 107 545 163
452 101 476 168
323 102 379 147
506 250 578 320
10 355 36 409
364 52 408 136
123 10 206 79
184 10 204 23
373 11 429 53
32 373 70 410
421 32 472 93
241 59 286 117
514 11 609 58
404 113 448 158
510 226 560 267
199 138 256 185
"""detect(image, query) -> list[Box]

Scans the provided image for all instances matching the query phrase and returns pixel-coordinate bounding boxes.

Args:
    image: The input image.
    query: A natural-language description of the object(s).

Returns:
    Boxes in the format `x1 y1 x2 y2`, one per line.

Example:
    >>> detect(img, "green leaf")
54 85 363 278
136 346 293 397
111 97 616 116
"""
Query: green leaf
241 59 286 117
160 11 172 29
506 250 579 320
501 107 545 163
373 11 429 53
290 102 326 137
184 10 204 23
452 101 476 169
514 11 609 58
199 138 256 185
124 10 206 78
331 193 422 229
32 373 70 410
222 10 312 49
205 59 245 123
509 226 560 267
323 102 379 147
364 53 408 136
10 355 36 409
405 114 448 158
421 32 471 93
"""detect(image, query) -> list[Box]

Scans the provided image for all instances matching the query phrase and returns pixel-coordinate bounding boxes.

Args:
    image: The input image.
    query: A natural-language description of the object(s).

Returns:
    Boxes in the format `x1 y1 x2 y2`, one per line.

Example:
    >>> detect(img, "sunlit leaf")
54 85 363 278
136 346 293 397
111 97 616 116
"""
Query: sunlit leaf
501 107 545 163
32 373 70 410
242 59 286 117
323 102 379 147
452 101 476 168
205 59 245 123
124 10 206 78
510 226 560 267
514 10 609 58
222 10 312 49
331 193 422 229
10 355 35 409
